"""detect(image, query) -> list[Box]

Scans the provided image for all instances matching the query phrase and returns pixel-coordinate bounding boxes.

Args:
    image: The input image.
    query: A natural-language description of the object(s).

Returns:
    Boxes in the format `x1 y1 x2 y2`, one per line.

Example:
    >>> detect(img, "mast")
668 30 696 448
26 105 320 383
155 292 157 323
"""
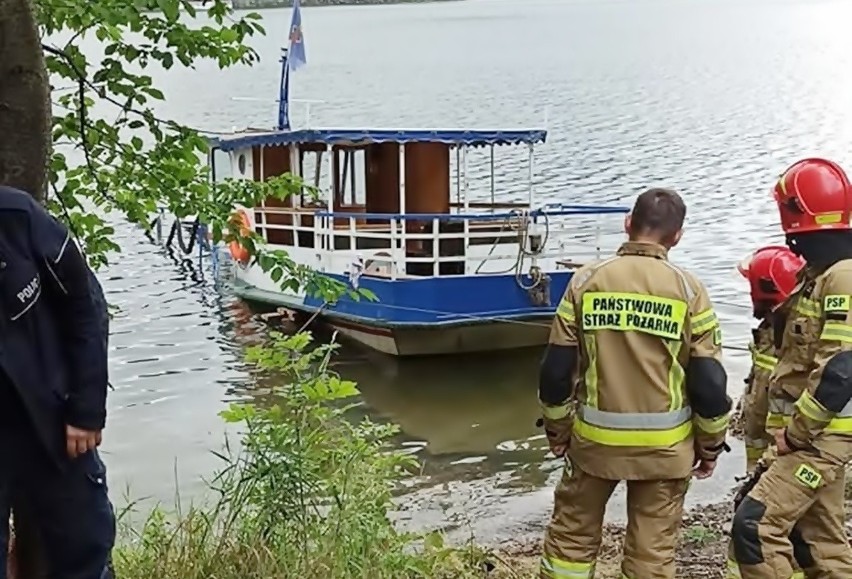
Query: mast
277 0 305 131
277 48 290 131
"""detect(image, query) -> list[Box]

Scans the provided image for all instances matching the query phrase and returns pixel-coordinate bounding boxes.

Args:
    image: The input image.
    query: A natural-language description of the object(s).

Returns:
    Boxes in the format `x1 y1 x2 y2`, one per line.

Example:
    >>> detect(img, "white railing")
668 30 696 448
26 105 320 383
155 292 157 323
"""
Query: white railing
247 205 629 280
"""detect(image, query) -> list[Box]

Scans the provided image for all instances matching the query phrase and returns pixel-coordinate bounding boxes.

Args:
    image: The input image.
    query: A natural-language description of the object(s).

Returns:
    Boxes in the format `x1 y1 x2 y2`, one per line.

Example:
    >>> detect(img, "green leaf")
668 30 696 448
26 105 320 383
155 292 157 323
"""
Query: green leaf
157 0 180 22
424 531 445 551
145 87 165 100
359 288 379 302
220 28 238 43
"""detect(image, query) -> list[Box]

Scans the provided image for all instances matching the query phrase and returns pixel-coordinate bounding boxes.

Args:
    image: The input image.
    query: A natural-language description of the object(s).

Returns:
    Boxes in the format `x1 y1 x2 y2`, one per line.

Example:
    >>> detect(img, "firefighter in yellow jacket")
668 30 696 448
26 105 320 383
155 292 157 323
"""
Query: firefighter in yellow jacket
726 245 805 579
539 188 732 579
731 157 852 578
737 246 805 472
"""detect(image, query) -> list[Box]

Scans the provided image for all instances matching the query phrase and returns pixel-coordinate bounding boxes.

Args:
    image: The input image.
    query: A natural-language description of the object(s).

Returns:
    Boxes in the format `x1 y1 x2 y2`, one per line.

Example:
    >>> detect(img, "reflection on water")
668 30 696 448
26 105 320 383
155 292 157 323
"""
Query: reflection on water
352 348 541 455
348 347 552 490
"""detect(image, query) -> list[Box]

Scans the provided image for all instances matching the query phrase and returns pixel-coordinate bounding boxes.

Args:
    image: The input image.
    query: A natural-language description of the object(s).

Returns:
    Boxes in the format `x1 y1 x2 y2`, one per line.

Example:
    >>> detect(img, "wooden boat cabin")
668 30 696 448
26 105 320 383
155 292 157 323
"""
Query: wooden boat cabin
210 129 552 280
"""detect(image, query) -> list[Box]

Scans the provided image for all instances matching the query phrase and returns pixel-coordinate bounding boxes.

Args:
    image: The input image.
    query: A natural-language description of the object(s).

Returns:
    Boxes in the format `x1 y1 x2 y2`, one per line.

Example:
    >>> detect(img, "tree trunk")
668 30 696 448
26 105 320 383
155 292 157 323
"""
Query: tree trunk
0 0 51 200
0 1 54 576
9 504 46 579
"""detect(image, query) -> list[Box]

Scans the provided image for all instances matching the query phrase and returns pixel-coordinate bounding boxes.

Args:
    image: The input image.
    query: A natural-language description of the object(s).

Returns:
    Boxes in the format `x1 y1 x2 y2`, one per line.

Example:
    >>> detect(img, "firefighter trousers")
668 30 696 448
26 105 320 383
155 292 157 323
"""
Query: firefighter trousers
743 383 770 472
540 457 690 579
726 526 811 578
731 449 852 579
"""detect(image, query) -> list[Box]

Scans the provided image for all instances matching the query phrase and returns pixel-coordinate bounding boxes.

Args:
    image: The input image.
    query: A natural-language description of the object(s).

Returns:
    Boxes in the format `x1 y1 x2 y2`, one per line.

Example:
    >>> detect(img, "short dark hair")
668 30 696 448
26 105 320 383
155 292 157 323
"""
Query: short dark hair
630 188 686 240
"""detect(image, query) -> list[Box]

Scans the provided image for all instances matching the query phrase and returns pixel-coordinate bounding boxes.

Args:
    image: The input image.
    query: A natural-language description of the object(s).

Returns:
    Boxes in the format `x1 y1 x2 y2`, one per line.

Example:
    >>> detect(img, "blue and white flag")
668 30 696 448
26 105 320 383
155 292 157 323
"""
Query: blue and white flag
287 0 306 72
278 0 306 130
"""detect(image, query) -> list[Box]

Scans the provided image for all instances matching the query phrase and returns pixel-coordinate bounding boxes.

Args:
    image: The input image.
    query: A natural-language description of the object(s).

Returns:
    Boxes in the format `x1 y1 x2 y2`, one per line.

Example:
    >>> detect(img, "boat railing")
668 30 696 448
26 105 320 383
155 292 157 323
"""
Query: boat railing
249 205 629 280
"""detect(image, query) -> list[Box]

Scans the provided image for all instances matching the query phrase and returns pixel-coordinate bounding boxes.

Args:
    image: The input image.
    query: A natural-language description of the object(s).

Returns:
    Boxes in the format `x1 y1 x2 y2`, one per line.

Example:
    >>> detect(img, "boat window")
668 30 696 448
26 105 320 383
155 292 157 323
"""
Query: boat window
335 148 366 208
299 148 328 205
211 148 232 182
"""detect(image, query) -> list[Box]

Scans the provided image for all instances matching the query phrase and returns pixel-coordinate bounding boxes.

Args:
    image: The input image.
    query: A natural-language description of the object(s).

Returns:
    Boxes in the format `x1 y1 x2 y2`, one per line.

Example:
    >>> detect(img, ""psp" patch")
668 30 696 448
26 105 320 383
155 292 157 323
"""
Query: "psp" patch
793 463 822 490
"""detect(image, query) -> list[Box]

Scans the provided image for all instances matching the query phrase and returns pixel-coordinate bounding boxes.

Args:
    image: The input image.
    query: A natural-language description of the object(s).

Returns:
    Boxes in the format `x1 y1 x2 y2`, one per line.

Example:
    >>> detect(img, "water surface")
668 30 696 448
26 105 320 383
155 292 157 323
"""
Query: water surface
97 0 852 542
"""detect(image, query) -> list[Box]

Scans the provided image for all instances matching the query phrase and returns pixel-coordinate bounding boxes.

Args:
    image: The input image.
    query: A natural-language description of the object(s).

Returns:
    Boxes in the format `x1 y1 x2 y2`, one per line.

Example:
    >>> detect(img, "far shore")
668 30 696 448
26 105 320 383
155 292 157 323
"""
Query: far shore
231 0 462 9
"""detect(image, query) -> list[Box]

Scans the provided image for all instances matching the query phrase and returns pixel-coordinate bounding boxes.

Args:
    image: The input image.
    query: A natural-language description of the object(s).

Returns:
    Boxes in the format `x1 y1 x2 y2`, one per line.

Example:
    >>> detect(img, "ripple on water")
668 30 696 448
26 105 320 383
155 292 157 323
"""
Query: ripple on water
86 0 852 539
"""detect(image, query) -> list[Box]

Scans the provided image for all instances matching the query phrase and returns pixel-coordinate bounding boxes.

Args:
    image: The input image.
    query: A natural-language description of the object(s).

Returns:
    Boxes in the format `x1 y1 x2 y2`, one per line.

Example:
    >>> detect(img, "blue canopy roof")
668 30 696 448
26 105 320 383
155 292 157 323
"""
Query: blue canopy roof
210 128 547 152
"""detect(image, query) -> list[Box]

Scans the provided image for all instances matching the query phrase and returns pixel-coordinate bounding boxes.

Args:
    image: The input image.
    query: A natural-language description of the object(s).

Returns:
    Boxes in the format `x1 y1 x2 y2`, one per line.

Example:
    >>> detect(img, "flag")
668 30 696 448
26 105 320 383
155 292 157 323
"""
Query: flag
287 0 306 72
278 0 305 130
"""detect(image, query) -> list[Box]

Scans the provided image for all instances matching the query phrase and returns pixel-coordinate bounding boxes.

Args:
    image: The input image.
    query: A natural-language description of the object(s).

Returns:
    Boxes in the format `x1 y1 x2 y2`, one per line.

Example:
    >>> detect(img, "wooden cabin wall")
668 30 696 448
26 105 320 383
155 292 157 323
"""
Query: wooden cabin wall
252 145 290 182
404 143 449 214
364 143 400 214
403 143 459 273
251 145 293 245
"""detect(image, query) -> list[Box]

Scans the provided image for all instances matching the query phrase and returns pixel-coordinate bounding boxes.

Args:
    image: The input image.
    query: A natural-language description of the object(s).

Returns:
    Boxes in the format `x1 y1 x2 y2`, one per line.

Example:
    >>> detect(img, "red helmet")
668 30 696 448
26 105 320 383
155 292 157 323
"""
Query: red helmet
737 246 805 307
773 158 852 234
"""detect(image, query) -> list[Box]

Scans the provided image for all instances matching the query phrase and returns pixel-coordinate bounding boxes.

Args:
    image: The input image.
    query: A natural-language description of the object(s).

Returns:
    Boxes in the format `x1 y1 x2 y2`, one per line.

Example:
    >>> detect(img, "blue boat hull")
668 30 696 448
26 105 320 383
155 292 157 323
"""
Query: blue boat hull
233 271 573 356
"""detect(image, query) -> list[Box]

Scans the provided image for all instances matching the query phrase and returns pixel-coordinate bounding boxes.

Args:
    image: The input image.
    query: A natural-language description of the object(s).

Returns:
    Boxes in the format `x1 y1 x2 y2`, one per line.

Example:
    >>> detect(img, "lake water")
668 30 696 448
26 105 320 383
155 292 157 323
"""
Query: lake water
95 0 852 544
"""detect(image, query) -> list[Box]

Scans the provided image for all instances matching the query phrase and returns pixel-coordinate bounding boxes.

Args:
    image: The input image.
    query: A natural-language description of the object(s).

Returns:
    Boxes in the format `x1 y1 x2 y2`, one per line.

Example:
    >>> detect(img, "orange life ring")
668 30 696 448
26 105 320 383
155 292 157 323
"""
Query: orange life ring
228 209 252 265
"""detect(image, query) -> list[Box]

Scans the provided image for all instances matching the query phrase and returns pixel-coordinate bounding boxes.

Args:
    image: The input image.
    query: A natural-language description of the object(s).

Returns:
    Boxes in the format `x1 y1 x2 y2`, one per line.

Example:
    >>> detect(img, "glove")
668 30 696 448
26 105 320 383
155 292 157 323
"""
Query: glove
536 414 574 451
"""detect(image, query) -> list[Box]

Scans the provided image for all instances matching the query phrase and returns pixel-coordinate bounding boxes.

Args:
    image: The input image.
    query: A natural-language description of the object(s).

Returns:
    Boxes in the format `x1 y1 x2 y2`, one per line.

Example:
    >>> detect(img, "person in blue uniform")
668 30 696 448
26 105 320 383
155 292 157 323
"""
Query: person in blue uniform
0 185 114 579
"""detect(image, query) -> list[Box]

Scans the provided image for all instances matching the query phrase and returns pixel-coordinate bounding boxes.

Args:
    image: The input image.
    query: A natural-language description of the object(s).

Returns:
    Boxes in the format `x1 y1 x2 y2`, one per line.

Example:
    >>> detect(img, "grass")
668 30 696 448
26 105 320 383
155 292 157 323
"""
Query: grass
110 331 503 579
112 498 504 579
682 524 722 546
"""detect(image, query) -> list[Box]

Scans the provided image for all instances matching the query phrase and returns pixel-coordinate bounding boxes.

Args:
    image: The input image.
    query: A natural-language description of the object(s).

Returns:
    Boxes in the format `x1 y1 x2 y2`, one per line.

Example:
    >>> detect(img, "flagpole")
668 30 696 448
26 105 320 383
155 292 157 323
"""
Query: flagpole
278 0 304 131
277 47 291 131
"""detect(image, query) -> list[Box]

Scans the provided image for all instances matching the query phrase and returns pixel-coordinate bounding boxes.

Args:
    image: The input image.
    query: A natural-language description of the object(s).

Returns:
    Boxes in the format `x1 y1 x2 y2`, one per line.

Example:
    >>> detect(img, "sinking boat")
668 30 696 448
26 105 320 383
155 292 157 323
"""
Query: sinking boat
208 2 629 356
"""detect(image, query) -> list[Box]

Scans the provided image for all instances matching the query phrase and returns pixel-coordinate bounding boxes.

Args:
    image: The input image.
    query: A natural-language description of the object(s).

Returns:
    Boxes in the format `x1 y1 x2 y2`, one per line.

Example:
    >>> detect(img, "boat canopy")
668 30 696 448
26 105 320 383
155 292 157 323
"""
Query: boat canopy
211 128 547 152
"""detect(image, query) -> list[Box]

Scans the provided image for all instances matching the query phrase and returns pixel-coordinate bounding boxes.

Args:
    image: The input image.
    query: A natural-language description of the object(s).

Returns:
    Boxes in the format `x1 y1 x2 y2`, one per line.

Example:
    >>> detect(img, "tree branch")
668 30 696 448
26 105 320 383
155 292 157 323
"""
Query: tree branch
42 42 233 136
41 43 112 204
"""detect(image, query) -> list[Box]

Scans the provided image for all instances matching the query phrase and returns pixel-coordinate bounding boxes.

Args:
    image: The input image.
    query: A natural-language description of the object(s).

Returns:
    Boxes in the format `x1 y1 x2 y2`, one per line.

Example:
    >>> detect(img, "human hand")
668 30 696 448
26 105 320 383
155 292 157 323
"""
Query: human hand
541 415 573 458
774 428 792 456
66 425 102 459
692 458 717 479
550 443 568 458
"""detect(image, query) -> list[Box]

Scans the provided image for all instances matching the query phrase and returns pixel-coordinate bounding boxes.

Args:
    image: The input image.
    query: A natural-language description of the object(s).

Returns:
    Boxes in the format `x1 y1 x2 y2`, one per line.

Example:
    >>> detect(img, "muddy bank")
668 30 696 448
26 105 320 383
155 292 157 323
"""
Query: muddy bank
487 473 852 578
492 502 732 579
395 438 748 546
394 444 747 579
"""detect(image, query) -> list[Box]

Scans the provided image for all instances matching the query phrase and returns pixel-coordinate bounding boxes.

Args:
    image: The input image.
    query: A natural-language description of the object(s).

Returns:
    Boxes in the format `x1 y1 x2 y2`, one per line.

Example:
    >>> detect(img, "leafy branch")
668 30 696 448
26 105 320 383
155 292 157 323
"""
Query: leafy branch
36 0 372 302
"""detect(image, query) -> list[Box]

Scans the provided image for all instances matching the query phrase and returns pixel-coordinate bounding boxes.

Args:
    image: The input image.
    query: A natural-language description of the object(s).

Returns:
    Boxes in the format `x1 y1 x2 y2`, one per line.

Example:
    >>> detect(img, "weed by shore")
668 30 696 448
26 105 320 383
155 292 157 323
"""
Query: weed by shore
112 332 496 578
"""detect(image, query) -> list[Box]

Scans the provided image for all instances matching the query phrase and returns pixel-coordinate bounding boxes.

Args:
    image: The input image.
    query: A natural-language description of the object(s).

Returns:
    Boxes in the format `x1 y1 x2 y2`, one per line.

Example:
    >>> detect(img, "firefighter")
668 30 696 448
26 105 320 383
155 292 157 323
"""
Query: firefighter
737 246 805 472
0 186 114 578
539 187 731 579
730 157 852 578
725 245 805 579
